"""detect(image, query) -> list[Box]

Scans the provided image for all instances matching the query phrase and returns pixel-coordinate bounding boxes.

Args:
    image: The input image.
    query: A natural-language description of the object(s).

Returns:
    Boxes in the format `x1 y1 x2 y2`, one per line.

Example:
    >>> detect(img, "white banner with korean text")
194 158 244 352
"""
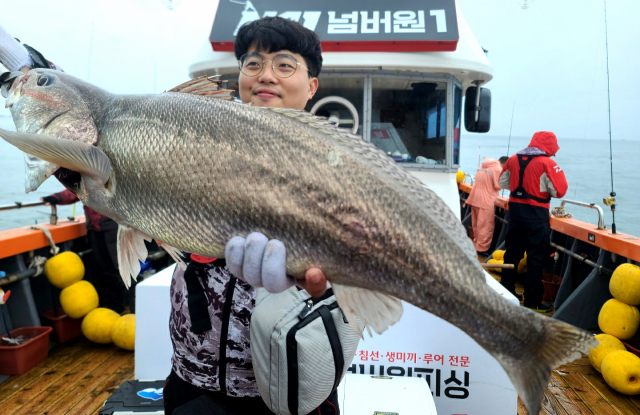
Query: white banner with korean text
349 276 518 415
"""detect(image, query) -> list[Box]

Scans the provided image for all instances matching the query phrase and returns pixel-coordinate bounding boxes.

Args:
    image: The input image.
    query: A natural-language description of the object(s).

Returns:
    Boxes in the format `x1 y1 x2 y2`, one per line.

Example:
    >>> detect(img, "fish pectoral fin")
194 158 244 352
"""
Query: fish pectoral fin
117 225 152 289
331 283 403 337
0 128 111 185
158 243 187 270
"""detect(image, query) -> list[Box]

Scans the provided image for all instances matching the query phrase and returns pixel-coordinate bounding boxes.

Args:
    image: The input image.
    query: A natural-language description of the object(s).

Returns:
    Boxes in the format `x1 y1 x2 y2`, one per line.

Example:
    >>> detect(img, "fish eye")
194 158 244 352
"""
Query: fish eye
37 75 54 87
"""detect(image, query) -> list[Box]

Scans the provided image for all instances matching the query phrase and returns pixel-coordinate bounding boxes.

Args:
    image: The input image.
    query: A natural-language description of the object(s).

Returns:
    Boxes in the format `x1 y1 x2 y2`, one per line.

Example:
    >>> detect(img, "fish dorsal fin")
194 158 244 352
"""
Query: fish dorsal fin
0 128 111 185
167 75 234 100
331 283 403 336
117 225 152 288
265 107 359 138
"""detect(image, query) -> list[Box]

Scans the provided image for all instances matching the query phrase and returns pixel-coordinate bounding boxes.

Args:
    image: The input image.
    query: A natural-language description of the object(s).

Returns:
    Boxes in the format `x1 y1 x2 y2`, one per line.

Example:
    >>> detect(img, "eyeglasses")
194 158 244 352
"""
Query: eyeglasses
238 53 311 78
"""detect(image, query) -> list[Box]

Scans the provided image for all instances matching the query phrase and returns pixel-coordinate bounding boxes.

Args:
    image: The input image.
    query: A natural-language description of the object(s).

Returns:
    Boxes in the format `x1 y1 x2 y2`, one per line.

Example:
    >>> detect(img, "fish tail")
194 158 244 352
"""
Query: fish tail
498 317 597 415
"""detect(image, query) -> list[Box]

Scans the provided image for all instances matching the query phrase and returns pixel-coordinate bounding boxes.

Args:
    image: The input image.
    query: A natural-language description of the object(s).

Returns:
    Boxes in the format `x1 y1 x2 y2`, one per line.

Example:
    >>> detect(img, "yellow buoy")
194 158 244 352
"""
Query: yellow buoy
44 251 85 289
81 308 121 344
492 250 506 261
598 298 640 340
588 333 626 373
610 263 640 306
456 170 465 184
517 255 527 274
60 280 99 319
601 350 640 395
111 314 136 351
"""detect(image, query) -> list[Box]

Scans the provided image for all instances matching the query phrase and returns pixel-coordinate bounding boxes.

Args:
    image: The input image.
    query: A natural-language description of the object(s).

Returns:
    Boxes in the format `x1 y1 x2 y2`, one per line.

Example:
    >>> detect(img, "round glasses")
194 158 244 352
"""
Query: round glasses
238 53 311 78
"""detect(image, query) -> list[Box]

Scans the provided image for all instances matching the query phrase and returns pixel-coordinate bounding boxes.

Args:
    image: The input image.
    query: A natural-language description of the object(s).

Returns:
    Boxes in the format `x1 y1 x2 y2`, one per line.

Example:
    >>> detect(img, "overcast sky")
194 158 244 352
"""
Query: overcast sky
0 0 638 140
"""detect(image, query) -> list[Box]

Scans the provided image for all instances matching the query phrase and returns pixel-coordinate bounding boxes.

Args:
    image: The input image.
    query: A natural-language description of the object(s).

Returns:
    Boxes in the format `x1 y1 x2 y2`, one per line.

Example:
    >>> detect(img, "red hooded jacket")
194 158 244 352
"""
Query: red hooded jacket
499 131 568 209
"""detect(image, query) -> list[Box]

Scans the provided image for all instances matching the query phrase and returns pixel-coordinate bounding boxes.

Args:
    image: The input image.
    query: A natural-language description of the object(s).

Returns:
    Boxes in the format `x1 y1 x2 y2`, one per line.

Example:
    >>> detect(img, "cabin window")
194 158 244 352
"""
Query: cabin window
370 78 447 165
304 77 365 135
453 84 462 166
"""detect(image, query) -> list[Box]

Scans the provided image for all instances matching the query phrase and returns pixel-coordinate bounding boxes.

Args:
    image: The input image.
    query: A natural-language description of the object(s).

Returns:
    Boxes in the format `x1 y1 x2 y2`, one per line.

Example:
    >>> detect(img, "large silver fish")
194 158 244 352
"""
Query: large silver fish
0 69 596 414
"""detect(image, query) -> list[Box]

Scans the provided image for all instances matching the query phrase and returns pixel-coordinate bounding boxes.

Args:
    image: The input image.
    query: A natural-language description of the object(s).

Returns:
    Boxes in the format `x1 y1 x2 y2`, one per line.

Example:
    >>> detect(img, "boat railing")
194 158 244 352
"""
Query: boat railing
458 181 640 332
0 201 58 225
560 199 605 230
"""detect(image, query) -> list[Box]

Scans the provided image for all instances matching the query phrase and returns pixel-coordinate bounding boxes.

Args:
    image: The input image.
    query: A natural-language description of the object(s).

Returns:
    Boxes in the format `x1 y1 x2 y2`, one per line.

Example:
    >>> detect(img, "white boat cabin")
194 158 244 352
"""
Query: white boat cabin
188 0 494 218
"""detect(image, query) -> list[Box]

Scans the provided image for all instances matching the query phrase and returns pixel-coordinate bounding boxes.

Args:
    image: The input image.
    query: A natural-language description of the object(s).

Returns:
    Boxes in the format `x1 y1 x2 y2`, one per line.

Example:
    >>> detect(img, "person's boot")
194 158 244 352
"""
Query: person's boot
525 302 552 313
508 291 523 301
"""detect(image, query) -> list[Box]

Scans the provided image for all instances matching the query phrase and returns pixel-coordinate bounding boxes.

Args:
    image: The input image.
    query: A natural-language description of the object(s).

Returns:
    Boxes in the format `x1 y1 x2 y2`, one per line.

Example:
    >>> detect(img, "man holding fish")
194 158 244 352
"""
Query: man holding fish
0 14 597 415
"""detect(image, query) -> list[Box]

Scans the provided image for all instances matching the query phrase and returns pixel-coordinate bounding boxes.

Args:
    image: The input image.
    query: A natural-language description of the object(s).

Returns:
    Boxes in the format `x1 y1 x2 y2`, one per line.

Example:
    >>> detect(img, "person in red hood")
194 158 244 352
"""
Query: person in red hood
498 131 567 312
466 156 507 256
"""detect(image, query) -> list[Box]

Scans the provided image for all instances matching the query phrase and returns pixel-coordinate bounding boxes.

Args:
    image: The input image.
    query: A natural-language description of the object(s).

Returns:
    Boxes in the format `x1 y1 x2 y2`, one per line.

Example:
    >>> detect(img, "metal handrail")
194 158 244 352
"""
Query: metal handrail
560 200 605 230
0 201 58 225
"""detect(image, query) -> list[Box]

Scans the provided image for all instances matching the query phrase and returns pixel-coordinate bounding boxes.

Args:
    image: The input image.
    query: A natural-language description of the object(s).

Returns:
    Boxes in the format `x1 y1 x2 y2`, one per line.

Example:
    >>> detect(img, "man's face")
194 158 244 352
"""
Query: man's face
238 46 318 110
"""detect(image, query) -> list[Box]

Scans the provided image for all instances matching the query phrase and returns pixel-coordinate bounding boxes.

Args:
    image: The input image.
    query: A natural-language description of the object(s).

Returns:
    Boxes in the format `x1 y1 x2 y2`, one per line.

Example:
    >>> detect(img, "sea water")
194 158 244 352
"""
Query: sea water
0 115 637 236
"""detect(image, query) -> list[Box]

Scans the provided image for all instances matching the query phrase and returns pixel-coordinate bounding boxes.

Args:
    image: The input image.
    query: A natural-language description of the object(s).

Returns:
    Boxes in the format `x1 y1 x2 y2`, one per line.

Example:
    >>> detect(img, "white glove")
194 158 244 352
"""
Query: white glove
0 25 31 72
225 232 296 293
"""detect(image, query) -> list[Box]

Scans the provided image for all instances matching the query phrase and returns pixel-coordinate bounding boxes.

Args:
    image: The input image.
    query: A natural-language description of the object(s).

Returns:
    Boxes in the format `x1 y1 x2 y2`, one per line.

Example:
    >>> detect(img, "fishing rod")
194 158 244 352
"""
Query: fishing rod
501 102 516 197
603 0 617 234
506 101 515 158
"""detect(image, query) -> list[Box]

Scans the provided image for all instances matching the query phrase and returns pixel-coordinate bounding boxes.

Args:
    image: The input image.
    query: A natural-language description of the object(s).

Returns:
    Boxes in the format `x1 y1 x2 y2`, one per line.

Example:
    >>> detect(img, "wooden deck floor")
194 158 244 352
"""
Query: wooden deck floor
485 262 640 414
0 337 134 415
517 358 640 415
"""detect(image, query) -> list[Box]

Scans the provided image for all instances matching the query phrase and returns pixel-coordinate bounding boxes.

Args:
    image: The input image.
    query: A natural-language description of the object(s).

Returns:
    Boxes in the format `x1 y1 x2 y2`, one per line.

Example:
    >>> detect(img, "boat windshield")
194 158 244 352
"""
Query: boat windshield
370 78 447 166
225 73 457 168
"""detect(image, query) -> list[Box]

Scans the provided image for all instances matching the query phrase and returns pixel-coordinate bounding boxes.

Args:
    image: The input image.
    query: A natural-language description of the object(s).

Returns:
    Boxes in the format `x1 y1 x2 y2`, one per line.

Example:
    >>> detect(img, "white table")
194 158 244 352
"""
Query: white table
338 374 438 415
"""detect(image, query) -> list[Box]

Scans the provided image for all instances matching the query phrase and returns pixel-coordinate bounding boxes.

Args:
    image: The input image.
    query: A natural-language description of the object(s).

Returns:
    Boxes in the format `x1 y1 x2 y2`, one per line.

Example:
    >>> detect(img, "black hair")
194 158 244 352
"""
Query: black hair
499 156 509 164
234 16 323 78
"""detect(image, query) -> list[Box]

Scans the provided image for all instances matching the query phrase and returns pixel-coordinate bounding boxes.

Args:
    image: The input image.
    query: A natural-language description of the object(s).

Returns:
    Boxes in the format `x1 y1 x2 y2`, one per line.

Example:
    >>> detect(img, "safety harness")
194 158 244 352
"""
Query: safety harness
511 154 551 204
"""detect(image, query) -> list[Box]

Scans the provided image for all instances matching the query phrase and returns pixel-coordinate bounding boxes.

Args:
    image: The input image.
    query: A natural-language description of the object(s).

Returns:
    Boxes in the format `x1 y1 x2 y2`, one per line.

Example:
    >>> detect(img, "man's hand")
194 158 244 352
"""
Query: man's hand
0 25 31 73
40 196 58 206
225 232 328 297
297 267 328 298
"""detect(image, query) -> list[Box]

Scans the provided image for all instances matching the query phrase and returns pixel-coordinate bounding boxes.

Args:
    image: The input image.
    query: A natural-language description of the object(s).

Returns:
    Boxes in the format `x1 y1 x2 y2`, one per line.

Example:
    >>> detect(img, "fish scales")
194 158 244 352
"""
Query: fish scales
0 69 597 415
96 93 459 290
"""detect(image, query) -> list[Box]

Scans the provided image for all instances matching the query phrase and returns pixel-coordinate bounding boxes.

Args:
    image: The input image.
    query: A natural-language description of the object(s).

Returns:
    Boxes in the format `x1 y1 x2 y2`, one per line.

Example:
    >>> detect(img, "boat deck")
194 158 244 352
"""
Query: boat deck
488 266 640 414
1 274 639 414
0 337 134 415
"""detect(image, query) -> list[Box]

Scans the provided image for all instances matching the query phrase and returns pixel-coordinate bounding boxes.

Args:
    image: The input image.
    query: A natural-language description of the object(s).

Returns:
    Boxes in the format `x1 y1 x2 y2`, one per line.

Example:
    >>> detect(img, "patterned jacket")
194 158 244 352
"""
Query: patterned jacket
170 260 259 396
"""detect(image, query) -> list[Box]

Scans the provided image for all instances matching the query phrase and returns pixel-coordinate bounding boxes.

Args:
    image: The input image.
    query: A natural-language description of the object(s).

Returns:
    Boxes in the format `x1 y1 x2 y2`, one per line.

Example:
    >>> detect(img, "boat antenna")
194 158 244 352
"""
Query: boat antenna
603 0 617 234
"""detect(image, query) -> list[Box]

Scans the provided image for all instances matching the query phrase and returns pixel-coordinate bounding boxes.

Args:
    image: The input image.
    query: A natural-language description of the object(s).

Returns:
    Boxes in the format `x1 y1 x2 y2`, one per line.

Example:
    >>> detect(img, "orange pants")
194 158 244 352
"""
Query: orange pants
472 206 495 252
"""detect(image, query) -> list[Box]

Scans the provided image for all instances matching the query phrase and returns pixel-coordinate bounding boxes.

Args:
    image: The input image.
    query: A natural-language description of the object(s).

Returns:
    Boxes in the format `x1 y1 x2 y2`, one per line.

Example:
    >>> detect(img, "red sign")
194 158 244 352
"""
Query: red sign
371 129 391 139
210 0 459 53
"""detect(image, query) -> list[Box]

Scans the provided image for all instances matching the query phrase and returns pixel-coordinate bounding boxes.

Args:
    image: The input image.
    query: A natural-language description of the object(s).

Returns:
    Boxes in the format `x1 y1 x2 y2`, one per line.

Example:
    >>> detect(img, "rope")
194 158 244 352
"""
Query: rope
28 224 60 255
28 256 48 277
551 206 572 218
27 224 60 276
